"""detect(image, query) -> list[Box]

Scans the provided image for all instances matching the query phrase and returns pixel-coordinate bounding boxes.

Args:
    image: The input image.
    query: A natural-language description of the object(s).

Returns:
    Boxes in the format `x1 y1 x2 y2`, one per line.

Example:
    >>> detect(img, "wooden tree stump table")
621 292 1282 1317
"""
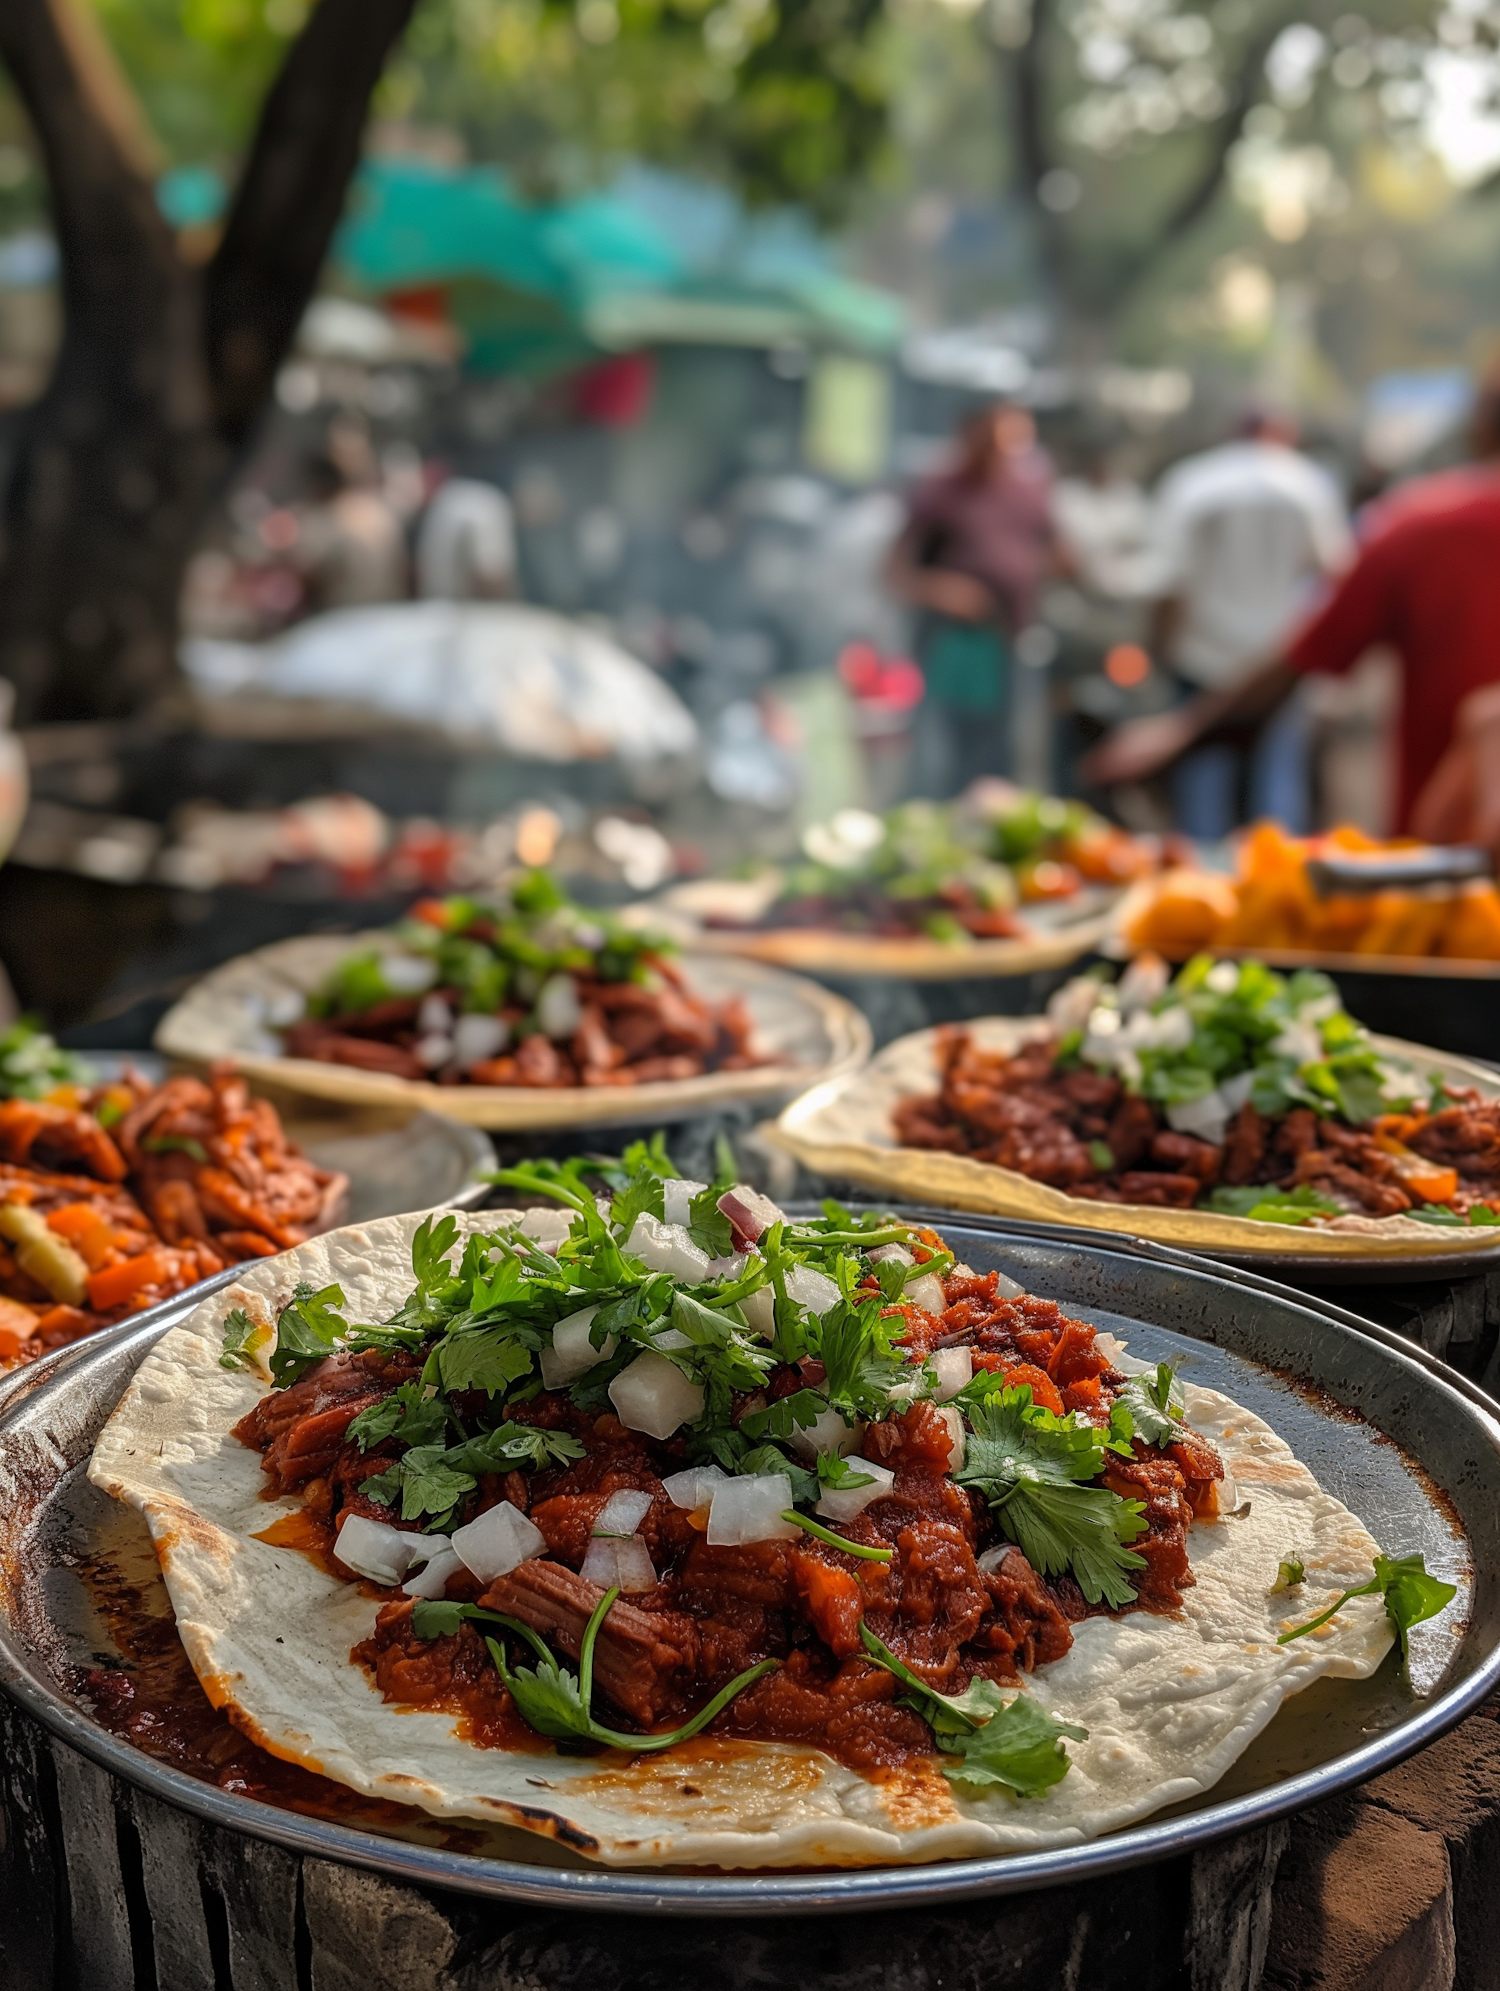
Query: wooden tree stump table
5 1689 1499 1991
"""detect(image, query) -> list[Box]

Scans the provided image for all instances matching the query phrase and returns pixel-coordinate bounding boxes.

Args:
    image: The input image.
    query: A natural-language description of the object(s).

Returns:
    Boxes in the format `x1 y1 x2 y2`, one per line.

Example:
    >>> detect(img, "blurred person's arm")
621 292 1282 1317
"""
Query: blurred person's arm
883 522 997 624
1082 531 1395 789
1411 682 1500 855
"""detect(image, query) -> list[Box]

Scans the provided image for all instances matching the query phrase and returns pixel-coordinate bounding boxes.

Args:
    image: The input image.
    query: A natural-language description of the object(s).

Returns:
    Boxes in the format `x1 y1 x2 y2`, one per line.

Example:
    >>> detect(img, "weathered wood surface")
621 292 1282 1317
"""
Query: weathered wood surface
6 1690 1500 1991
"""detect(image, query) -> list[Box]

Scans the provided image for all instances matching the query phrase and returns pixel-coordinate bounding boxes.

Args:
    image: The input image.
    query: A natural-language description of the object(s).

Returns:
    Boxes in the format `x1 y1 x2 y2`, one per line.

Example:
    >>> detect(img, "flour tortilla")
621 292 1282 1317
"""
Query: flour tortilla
154 938 870 1131
772 1015 1500 1264
90 1210 1396 1869
633 881 1118 982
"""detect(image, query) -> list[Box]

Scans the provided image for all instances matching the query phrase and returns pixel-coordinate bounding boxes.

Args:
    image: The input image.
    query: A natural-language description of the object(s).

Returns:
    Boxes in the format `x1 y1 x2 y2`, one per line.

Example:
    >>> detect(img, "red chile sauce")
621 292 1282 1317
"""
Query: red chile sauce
231 1268 1226 1777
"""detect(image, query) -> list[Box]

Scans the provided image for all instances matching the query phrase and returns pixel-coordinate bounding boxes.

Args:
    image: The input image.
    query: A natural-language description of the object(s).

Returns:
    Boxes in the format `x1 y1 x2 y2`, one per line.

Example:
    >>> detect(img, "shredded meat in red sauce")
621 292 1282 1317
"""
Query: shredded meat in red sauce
239 1264 1225 1775
893 1028 1500 1220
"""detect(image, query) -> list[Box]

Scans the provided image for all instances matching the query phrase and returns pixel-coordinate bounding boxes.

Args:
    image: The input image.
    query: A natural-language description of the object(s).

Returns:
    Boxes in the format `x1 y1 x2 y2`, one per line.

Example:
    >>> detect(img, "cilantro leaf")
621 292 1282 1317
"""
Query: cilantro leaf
857 1626 1085 1795
412 1213 460 1291
611 1167 665 1238
436 1330 535 1396
943 1690 1089 1795
816 1453 875 1490
738 1387 826 1445
737 1443 818 1503
269 1282 348 1386
814 1296 910 1418
218 1307 265 1374
1277 1551 1456 1658
347 1381 451 1453
956 1387 1147 1607
444 1422 586 1474
687 1183 735 1258
486 1635 597 1742
362 1444 476 1526
1110 1363 1183 1448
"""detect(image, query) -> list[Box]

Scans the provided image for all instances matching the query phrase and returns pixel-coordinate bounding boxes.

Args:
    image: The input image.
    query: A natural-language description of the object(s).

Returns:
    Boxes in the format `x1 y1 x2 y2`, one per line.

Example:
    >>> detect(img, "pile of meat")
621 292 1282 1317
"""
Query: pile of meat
236 1272 1224 1771
721 882 1025 941
284 957 763 1088
893 1027 1500 1217
0 1066 345 1363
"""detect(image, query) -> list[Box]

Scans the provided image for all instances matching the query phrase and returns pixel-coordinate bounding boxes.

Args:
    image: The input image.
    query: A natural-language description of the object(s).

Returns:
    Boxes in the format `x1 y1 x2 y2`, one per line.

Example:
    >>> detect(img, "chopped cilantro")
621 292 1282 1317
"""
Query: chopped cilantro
858 1626 1086 1795
780 1510 893 1562
1271 1559 1305 1593
269 1282 348 1386
955 1385 1148 1607
218 1307 264 1373
1108 1362 1183 1449
483 1587 778 1752
1277 1551 1456 1659
687 1182 735 1258
347 1381 451 1453
1088 1140 1115 1173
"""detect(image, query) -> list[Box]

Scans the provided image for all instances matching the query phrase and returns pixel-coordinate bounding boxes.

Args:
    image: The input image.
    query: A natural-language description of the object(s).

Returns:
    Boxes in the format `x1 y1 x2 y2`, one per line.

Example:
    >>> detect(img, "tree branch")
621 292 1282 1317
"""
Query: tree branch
1089 13 1290 318
203 0 418 449
1003 0 1071 297
0 0 175 329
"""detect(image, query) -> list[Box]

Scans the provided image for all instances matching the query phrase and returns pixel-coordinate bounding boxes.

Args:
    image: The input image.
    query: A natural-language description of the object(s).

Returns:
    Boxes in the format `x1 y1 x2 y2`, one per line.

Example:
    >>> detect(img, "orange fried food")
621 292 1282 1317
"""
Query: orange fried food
0 1100 128 1180
1126 823 1500 962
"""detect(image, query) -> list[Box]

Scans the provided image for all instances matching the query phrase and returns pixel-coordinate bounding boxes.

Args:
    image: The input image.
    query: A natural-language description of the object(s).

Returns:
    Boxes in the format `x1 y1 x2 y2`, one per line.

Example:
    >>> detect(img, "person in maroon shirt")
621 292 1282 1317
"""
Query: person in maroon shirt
885 402 1057 794
1082 373 1500 842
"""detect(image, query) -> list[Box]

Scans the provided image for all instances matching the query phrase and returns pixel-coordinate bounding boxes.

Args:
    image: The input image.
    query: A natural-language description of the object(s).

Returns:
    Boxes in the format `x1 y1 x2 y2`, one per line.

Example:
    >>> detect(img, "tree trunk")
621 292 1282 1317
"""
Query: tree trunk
0 0 416 728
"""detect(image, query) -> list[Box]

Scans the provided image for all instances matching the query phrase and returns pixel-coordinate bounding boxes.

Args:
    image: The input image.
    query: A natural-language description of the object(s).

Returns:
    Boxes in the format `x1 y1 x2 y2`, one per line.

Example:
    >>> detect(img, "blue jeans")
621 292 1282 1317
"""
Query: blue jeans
1171 678 1312 840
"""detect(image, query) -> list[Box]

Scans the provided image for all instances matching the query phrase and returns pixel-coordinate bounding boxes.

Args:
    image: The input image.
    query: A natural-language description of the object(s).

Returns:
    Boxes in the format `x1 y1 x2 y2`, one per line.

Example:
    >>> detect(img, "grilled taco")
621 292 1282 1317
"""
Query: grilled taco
88 1154 1449 1869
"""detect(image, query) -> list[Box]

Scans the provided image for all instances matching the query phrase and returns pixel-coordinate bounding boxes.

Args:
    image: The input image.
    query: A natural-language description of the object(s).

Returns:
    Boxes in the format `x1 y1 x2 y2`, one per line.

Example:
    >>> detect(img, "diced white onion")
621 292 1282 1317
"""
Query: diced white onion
662 1464 729 1509
518 1207 573 1251
815 1456 895 1523
1117 953 1171 1011
449 1500 547 1582
930 1346 972 1401
626 1212 711 1284
661 1178 707 1226
1271 1020 1324 1069
1204 961 1240 996
417 992 453 1035
1219 1071 1255 1113
706 1474 800 1545
868 1244 913 1267
977 1543 1015 1576
705 1253 750 1280
381 954 438 995
651 1327 692 1352
581 1534 658 1592
536 973 583 1038
539 1305 616 1390
717 1183 785 1246
402 1547 464 1598
992 1270 1026 1299
789 1403 861 1462
784 1262 840 1318
593 1488 653 1536
935 1405 965 1471
740 1285 777 1339
1046 974 1104 1035
906 1273 948 1317
333 1515 429 1587
453 1012 509 1069
608 1351 705 1439
1166 1090 1230 1145
415 1032 453 1070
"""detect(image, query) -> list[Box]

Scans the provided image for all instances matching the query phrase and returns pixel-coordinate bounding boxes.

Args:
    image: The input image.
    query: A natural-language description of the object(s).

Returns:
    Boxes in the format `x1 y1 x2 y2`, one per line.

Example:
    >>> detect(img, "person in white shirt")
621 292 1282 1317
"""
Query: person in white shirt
1147 408 1352 837
415 475 518 600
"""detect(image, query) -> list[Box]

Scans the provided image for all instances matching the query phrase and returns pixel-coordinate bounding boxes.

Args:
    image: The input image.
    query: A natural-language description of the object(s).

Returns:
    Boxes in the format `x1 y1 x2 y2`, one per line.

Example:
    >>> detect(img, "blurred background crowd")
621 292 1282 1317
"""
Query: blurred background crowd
4 0 1500 1034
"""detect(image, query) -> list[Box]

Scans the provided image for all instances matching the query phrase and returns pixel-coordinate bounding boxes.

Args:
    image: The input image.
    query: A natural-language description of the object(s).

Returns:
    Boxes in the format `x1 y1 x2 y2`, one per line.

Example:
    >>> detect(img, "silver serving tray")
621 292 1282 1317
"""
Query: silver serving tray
1 1214 1497 1917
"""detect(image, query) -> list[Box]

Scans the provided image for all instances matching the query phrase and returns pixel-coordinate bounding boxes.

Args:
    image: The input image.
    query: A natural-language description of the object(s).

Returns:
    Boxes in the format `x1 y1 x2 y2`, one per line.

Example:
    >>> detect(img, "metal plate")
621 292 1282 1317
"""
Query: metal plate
1 1214 1498 1916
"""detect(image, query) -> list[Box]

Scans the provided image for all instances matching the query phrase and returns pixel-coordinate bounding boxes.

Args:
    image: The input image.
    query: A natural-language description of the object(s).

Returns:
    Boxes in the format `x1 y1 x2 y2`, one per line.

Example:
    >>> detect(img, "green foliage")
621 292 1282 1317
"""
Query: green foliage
269 1282 348 1386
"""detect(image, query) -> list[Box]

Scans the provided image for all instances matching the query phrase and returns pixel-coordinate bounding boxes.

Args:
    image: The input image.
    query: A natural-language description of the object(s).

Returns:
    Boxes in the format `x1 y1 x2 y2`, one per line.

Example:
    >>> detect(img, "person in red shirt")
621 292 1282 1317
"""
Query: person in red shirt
1082 372 1500 843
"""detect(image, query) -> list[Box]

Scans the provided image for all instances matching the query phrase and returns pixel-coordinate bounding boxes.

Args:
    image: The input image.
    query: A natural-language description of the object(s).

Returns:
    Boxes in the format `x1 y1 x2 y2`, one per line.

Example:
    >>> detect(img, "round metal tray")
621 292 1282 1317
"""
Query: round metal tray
1 1215 1497 1916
